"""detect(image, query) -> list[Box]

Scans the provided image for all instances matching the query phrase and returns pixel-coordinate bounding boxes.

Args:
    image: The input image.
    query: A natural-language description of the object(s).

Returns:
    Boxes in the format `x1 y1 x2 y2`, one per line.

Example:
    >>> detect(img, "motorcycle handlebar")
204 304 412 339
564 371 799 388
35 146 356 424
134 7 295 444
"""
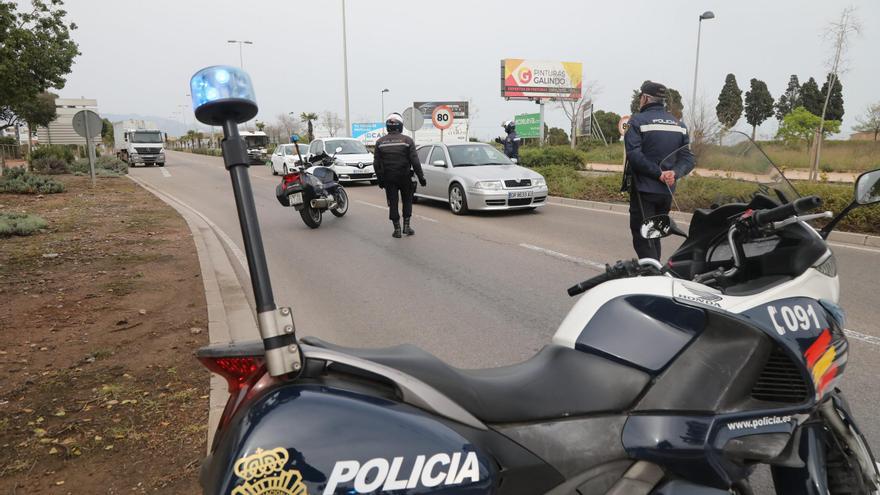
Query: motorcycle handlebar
753 196 822 227
567 272 611 297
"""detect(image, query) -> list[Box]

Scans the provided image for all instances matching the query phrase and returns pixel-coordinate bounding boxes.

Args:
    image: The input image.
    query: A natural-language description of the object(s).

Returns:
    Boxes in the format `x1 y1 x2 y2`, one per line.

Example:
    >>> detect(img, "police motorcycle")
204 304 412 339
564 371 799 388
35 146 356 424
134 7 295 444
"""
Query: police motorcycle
189 66 880 495
274 135 349 229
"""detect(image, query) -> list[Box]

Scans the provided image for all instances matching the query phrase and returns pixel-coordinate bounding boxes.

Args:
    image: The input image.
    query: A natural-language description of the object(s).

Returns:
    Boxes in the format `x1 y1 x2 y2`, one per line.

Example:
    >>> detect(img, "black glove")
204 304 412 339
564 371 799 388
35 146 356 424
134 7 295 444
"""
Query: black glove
418 176 427 187
494 137 503 144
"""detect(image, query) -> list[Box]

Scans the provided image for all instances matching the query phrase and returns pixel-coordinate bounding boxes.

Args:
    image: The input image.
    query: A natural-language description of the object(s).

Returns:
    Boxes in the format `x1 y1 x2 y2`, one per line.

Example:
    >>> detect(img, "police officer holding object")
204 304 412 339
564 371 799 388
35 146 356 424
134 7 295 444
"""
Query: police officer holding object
494 120 521 162
622 81 695 260
374 113 426 238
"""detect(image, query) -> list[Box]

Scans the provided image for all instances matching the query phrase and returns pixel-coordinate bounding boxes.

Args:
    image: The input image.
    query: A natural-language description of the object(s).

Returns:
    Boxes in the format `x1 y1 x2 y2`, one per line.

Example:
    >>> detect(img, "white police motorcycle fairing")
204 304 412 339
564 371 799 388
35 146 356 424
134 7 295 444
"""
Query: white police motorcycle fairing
189 66 880 495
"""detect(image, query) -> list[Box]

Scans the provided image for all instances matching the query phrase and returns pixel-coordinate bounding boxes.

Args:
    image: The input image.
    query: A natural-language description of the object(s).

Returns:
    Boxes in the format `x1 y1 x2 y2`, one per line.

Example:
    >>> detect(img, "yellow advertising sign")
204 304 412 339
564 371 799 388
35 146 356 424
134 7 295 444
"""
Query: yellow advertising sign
501 59 583 101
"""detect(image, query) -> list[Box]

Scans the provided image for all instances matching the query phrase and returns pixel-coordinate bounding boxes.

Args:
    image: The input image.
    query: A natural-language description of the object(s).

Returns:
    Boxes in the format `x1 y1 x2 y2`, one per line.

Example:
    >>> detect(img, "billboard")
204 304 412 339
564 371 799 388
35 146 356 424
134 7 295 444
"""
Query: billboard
351 122 386 145
515 113 541 139
501 59 582 101
412 101 469 145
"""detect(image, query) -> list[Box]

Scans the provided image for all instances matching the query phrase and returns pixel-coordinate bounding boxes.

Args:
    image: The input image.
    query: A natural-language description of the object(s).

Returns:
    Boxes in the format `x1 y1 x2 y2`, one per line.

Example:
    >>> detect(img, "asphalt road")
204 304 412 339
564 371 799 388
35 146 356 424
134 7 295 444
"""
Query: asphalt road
133 150 880 492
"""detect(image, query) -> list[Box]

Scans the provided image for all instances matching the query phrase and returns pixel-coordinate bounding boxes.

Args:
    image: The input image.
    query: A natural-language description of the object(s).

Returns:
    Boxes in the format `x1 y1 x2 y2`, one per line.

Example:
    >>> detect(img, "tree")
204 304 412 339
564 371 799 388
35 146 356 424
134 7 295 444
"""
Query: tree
776 106 840 151
300 112 318 142
801 77 823 116
255 121 265 131
276 113 300 141
593 110 622 143
546 127 569 146
320 111 343 137
715 74 743 133
101 118 113 146
0 0 79 131
819 73 844 121
630 81 683 118
744 78 774 140
556 83 597 149
630 87 642 114
689 97 723 160
853 102 880 141
775 75 802 121
13 91 56 147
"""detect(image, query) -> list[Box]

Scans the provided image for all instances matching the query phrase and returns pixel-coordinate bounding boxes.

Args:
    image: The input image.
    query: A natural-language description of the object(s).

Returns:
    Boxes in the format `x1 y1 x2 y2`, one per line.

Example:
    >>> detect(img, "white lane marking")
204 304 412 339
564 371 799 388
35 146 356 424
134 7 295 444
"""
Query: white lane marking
160 167 171 178
547 201 629 217
355 200 439 223
127 175 249 274
519 243 606 270
845 329 880 348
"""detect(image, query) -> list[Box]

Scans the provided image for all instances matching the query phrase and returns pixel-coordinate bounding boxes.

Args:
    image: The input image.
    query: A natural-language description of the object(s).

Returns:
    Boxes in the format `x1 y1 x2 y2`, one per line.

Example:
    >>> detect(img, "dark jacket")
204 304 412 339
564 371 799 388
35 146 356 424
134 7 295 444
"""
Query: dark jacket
499 131 521 159
622 102 695 194
374 131 424 183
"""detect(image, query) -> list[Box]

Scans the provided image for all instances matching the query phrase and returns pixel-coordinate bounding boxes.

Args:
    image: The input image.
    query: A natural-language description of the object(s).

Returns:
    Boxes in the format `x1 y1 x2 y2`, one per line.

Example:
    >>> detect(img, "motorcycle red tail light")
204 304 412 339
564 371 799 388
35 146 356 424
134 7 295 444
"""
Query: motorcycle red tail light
283 173 301 186
198 356 264 394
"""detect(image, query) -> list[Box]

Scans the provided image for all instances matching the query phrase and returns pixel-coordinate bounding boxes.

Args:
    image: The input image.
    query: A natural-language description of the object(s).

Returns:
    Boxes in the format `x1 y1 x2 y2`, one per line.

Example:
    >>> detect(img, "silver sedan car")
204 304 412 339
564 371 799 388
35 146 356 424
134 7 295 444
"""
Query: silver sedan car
414 143 547 214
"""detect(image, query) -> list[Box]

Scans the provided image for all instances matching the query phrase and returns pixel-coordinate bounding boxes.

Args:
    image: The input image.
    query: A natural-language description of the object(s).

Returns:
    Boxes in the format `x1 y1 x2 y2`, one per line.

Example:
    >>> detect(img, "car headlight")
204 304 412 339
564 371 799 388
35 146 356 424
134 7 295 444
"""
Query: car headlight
474 181 503 191
533 177 546 187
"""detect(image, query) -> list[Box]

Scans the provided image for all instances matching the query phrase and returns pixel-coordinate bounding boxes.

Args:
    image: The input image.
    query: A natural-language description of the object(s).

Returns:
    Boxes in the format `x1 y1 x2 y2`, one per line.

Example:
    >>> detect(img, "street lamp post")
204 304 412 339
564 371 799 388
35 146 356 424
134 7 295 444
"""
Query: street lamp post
341 0 351 136
380 88 390 121
690 11 715 126
227 40 253 69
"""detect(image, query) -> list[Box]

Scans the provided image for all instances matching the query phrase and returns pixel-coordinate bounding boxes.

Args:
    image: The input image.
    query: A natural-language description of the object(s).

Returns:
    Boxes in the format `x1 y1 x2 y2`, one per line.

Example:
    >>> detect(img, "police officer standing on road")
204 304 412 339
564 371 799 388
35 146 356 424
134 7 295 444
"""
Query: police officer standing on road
622 81 695 260
495 121 521 162
374 113 427 238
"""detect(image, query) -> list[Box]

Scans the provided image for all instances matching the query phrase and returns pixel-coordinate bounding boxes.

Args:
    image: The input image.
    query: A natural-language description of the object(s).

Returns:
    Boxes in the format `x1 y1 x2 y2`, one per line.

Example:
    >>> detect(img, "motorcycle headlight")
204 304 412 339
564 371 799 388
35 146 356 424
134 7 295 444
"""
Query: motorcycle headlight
474 181 503 191
533 177 546 187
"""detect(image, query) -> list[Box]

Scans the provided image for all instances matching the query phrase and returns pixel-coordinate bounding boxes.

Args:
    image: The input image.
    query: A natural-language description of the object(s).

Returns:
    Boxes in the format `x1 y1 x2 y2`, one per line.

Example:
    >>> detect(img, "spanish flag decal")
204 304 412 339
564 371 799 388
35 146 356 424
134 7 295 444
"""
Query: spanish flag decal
804 329 839 396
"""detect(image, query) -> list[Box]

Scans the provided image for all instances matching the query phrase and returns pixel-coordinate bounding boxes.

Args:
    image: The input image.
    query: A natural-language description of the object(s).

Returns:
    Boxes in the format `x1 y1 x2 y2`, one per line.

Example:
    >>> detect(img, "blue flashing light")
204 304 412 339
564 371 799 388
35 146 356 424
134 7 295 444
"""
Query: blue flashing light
189 65 256 112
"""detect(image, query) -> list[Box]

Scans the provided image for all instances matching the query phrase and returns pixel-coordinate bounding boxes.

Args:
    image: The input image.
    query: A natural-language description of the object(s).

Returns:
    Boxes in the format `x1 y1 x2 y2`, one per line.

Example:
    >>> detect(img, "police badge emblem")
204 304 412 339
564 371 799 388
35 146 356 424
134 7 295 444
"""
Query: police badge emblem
232 447 308 495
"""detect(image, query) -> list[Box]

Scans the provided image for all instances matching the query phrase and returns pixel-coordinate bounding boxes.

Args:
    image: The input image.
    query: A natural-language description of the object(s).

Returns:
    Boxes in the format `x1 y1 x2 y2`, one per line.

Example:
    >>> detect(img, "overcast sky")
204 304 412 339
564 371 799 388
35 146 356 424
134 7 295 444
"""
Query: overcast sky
55 0 879 140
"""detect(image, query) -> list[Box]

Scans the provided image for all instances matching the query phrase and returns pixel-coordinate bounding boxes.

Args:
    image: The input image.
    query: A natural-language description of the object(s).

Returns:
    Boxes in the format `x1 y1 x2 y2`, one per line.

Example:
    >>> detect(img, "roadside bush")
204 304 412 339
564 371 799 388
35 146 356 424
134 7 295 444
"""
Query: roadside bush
0 168 65 194
31 157 69 174
582 142 625 164
70 156 128 176
0 212 47 236
519 146 586 169
191 147 222 157
30 145 75 165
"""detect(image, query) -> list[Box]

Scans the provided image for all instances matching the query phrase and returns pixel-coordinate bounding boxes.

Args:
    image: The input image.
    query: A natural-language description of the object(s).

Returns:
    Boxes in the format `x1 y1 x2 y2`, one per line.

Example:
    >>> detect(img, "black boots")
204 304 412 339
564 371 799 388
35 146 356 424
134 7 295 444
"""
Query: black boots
391 219 414 238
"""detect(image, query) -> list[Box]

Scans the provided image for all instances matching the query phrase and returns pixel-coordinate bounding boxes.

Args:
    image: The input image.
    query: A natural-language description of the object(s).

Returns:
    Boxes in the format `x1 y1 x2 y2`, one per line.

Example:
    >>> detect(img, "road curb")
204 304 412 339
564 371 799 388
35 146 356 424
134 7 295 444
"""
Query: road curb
548 196 880 248
128 175 259 451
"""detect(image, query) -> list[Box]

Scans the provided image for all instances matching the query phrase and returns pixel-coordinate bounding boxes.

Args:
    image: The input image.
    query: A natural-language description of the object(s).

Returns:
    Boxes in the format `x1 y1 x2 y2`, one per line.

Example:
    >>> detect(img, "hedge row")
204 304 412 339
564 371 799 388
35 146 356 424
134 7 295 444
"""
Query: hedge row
0 168 65 194
533 165 880 235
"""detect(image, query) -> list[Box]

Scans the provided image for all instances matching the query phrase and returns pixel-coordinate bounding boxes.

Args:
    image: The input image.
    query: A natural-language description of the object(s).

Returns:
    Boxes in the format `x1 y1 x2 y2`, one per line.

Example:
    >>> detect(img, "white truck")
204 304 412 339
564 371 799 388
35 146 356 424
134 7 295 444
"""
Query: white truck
239 130 269 164
113 120 166 167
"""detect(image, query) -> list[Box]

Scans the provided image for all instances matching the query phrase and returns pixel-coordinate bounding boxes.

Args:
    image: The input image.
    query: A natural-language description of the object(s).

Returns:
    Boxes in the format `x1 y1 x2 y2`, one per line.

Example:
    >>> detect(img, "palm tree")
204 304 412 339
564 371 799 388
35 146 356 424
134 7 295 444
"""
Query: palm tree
195 131 205 148
185 130 198 149
300 112 318 142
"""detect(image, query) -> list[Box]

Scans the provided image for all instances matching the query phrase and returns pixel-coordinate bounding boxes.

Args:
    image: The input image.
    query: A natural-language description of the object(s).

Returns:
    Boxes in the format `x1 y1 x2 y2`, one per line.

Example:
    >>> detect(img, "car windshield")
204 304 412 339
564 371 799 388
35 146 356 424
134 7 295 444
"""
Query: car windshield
284 146 302 156
662 130 800 204
131 131 162 143
244 135 269 149
448 145 512 167
326 139 367 154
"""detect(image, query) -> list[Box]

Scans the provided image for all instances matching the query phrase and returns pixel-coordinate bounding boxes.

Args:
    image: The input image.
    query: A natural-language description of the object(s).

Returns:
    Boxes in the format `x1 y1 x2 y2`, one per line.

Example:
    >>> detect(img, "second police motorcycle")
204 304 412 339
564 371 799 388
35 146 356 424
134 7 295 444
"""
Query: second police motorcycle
275 135 349 229
189 65 880 495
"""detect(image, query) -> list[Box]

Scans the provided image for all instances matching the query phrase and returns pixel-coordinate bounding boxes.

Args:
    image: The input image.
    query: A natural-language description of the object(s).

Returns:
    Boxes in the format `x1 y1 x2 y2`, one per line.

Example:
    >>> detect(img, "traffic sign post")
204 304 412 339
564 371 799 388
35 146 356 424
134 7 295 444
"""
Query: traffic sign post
72 110 102 187
431 105 454 142
402 106 424 142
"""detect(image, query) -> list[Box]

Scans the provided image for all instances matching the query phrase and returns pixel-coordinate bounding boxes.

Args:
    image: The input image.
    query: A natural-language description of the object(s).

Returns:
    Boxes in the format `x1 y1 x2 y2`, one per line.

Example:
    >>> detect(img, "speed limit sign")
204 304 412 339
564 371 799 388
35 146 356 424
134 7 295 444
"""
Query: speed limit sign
432 105 454 130
618 115 631 135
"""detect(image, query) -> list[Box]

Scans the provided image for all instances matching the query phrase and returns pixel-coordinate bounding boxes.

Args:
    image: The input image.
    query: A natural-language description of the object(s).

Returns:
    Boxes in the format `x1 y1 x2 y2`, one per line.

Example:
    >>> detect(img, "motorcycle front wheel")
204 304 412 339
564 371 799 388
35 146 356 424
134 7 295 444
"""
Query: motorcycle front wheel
300 204 323 229
331 187 348 217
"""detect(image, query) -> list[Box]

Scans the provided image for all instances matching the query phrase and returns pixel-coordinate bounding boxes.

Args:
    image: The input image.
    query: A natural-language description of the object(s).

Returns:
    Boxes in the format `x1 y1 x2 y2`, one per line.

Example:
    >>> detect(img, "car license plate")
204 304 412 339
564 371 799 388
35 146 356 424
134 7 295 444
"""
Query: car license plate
290 192 303 205
508 191 533 199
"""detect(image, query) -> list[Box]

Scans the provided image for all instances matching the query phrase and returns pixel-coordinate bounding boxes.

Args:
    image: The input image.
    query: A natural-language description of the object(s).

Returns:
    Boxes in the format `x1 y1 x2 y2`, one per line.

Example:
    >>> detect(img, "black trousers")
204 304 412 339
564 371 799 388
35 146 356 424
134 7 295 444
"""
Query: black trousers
629 189 672 260
385 177 413 222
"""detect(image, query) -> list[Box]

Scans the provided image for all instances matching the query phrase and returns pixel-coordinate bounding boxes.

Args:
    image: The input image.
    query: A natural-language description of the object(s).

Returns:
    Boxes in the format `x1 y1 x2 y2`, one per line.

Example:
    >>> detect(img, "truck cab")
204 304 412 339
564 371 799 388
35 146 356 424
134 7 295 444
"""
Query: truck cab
113 120 166 167
239 131 269 164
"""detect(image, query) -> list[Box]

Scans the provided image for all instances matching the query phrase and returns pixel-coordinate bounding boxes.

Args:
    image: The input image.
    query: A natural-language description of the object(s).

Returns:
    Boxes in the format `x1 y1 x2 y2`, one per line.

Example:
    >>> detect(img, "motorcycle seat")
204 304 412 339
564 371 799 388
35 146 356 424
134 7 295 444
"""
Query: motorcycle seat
301 337 650 424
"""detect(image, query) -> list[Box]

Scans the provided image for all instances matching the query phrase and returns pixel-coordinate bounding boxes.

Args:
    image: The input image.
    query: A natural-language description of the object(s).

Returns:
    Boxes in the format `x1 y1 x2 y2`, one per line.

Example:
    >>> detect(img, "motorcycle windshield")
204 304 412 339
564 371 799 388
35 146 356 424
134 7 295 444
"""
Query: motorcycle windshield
661 130 800 205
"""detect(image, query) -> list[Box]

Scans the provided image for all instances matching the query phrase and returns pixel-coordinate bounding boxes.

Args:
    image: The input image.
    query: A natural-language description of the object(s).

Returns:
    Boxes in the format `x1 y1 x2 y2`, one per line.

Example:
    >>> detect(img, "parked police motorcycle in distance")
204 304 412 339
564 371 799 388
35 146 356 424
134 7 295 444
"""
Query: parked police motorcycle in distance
189 66 880 495
275 136 349 229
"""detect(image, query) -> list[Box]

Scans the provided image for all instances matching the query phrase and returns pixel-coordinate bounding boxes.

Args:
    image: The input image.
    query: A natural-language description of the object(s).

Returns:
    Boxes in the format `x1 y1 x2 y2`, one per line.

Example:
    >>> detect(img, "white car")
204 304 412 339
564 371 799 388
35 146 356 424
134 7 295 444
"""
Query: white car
414 143 548 214
269 143 309 175
307 137 377 184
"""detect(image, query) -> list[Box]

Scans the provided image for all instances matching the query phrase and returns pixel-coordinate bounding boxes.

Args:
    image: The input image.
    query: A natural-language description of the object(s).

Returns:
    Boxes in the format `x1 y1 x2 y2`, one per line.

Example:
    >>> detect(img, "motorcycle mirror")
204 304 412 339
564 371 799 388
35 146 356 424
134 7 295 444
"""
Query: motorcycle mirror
854 169 880 205
335 146 343 154
641 215 674 239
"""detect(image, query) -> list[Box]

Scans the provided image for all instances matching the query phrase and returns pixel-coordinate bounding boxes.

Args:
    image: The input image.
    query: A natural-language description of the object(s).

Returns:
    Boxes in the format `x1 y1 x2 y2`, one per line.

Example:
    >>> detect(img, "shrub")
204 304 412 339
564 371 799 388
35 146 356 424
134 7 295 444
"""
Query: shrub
30 145 75 165
0 212 47 236
31 157 69 175
71 156 128 176
0 168 65 194
519 146 586 168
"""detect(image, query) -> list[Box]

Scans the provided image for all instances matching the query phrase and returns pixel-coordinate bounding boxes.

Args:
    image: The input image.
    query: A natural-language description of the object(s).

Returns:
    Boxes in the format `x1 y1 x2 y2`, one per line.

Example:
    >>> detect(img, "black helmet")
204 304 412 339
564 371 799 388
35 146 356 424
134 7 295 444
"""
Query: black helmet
386 112 404 133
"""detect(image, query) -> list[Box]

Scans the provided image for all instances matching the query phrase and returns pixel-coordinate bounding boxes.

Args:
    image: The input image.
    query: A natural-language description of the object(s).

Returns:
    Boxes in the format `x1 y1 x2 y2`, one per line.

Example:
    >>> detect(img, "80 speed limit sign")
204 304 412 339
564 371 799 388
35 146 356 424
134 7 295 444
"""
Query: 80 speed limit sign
432 105 454 130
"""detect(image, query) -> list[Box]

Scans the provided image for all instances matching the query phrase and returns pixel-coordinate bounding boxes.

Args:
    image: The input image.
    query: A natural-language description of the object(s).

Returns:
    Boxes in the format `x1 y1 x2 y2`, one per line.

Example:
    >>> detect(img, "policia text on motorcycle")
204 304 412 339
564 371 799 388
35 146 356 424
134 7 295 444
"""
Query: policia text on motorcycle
622 80 695 260
374 113 427 238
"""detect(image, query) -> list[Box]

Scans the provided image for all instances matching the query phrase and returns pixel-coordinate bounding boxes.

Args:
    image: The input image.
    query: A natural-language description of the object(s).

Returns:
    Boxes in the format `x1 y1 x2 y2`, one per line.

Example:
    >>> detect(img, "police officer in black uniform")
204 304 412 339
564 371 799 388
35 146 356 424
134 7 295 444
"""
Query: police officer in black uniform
494 120 521 162
622 81 695 260
374 113 426 238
